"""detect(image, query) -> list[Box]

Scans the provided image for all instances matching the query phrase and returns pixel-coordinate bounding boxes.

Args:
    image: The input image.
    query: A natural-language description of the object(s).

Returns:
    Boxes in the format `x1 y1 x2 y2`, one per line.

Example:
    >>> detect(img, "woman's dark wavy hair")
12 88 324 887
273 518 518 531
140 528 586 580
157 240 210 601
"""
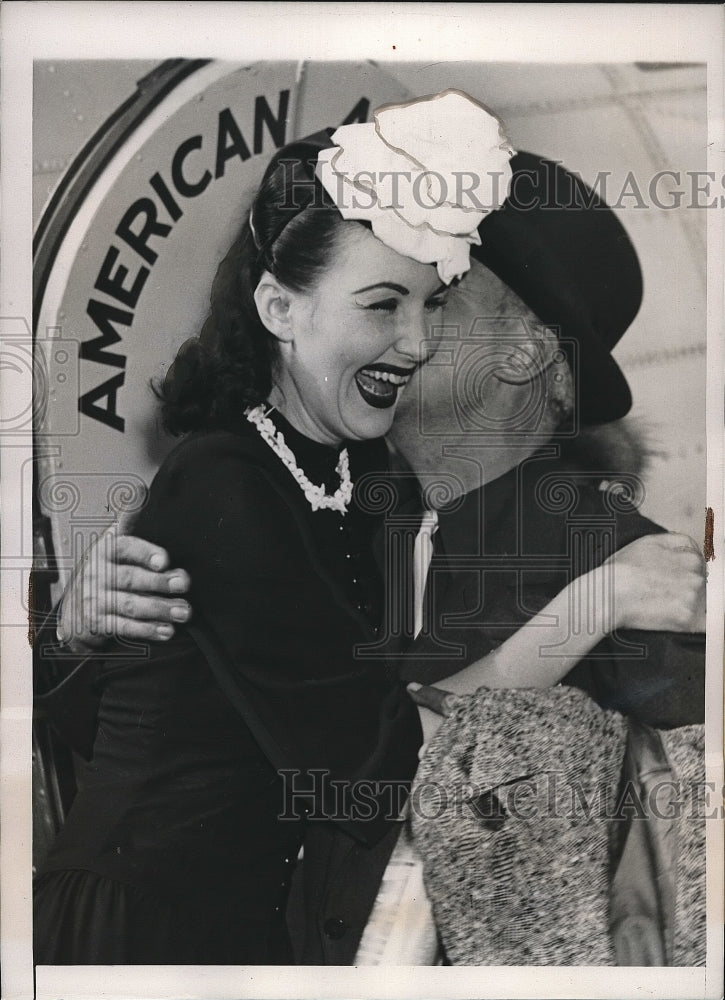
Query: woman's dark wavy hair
158 133 349 435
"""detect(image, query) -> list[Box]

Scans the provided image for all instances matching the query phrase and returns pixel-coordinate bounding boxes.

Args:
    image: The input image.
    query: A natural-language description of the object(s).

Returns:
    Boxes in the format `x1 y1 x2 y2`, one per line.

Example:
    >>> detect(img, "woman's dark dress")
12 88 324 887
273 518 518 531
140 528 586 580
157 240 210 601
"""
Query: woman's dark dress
34 414 422 964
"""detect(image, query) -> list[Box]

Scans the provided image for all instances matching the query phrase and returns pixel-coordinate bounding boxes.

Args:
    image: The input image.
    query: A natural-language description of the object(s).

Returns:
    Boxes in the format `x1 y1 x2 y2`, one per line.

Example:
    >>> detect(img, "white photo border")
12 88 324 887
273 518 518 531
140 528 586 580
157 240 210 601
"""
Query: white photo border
2 4 723 999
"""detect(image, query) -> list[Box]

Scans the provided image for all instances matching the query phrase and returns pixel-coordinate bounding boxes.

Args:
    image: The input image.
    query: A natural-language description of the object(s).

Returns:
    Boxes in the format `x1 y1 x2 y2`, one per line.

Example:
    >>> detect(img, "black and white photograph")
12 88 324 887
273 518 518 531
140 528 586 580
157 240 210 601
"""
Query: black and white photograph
1 4 723 999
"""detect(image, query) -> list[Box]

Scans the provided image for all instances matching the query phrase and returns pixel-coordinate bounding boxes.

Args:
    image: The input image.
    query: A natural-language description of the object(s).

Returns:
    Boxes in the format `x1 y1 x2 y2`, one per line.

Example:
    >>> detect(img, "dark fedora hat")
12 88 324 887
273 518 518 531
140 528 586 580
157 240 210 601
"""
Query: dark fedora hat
474 151 642 424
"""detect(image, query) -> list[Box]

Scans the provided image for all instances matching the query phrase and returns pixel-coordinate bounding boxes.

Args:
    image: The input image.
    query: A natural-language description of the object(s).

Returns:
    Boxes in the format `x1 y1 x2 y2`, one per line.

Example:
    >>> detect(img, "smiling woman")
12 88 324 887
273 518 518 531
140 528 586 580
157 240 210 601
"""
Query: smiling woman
33 97 499 967
256 228 447 443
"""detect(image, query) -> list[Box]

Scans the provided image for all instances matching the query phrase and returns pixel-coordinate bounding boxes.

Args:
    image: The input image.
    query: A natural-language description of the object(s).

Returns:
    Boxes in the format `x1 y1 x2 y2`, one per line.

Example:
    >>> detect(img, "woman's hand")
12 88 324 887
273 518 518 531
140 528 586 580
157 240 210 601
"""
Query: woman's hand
605 532 706 634
56 515 193 655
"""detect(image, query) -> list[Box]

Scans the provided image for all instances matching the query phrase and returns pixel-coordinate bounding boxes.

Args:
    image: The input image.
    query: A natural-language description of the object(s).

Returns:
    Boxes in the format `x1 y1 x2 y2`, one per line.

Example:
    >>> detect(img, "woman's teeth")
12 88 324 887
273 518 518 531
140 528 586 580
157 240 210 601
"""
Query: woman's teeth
354 367 413 409
359 368 410 385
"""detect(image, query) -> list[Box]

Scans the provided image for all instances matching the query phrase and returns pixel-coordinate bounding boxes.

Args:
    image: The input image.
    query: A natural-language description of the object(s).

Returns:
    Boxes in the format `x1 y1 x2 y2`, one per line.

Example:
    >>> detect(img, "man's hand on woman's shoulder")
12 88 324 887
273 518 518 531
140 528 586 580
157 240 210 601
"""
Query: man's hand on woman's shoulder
56 516 192 655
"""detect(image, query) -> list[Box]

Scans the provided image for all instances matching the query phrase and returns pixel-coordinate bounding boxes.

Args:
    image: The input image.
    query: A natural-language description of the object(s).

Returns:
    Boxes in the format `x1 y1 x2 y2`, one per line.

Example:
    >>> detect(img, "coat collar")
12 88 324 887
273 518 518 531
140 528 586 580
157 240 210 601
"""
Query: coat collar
434 447 562 558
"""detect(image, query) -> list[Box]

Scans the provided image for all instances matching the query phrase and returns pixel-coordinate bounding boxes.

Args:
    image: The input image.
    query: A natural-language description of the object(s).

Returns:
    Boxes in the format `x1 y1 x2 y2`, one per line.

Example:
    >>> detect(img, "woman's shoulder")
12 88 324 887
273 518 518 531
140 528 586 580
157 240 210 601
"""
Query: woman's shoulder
153 425 290 497
139 426 295 540
159 425 267 472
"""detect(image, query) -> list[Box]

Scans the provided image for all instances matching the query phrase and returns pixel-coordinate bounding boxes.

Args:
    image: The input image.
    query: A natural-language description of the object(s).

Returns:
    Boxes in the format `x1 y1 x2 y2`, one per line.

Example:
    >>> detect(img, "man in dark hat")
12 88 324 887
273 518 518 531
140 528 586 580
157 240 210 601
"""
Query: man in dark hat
388 153 705 729
389 257 704 730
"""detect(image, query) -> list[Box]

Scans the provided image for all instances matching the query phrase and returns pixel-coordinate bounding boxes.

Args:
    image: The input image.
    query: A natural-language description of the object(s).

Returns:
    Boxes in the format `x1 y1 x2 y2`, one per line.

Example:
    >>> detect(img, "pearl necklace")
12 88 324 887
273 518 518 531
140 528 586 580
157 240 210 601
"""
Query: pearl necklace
245 405 353 515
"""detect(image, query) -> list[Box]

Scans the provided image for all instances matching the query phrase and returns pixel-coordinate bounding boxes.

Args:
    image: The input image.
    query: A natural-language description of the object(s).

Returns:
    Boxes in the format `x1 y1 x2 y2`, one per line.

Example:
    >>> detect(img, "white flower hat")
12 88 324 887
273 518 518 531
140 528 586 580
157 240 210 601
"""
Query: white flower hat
316 90 515 284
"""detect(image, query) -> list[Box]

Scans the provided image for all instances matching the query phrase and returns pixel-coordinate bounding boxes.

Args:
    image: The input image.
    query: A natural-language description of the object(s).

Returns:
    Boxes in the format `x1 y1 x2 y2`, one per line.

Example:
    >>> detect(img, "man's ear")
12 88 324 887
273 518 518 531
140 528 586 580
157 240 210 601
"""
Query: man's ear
254 274 295 343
